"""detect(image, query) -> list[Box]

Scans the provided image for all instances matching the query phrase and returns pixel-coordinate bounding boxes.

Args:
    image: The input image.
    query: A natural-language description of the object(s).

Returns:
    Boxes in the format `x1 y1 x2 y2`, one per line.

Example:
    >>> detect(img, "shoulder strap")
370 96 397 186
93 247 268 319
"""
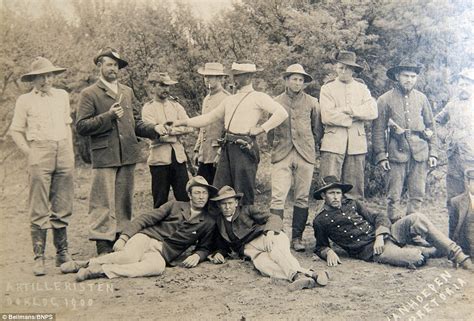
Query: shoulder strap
225 92 252 133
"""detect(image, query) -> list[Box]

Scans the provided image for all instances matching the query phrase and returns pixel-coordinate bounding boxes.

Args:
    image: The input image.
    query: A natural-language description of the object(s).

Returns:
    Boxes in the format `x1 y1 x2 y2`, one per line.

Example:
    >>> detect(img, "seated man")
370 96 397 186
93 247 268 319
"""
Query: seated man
450 169 474 260
208 186 329 291
312 176 471 269
61 176 217 282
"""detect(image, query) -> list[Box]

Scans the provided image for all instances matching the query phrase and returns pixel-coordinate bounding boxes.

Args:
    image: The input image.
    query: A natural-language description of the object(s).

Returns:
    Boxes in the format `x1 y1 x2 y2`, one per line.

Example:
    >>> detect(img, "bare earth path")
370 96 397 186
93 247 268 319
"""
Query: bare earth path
1 161 473 321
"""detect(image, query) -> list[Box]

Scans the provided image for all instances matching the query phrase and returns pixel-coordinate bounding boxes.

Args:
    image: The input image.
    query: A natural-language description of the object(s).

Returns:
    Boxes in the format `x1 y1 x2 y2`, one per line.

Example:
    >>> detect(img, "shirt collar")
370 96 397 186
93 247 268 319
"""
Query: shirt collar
33 88 52 97
237 83 254 93
285 88 303 99
100 77 118 93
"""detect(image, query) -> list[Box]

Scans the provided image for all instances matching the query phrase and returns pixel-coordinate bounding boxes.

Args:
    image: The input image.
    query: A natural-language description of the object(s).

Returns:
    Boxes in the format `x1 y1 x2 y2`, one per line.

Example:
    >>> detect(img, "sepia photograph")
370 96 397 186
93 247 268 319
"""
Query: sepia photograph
0 0 473 320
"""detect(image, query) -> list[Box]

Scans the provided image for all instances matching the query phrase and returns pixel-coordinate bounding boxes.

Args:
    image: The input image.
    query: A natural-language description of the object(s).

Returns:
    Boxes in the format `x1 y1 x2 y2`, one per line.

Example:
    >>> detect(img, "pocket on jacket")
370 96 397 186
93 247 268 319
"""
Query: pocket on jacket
90 136 108 150
357 127 366 136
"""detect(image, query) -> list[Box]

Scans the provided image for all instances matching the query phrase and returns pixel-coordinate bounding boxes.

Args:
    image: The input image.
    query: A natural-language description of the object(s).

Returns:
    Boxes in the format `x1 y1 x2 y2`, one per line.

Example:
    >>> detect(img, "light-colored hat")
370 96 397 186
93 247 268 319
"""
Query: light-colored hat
147 72 178 85
197 63 228 76
331 50 364 73
386 59 422 81
210 185 243 202
186 175 218 196
20 57 66 82
313 176 353 200
282 64 313 83
230 61 264 75
450 68 474 83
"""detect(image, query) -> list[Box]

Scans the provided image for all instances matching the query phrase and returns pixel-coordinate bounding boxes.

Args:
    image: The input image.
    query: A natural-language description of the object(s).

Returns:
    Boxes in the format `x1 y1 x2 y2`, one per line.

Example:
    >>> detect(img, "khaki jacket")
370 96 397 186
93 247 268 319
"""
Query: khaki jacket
319 78 377 155
269 90 323 164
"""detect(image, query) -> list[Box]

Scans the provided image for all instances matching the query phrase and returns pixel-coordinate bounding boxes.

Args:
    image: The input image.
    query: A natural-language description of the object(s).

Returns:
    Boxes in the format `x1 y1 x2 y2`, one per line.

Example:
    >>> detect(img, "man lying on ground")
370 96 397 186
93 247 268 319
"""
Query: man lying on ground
208 186 329 291
312 176 471 270
61 176 217 282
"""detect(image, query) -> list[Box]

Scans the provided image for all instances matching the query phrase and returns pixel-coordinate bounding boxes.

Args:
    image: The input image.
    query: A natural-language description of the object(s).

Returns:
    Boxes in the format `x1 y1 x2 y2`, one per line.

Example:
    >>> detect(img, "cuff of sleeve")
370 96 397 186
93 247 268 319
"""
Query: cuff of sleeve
260 123 271 133
375 226 390 236
319 247 330 258
194 250 208 262
106 110 117 120
119 235 130 242
375 153 388 164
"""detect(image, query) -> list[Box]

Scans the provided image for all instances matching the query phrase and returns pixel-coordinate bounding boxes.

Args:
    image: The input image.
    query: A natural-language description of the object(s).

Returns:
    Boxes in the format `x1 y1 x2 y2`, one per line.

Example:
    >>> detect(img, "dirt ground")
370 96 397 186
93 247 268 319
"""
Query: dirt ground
0 157 473 321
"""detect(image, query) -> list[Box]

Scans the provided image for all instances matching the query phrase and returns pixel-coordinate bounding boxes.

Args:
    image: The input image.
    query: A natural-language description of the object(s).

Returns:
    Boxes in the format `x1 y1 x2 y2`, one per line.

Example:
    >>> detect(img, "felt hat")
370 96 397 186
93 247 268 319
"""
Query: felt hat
230 61 264 75
147 72 178 85
197 62 228 76
386 59 422 81
186 176 218 196
94 47 128 69
331 50 364 73
313 176 353 200
282 64 313 83
210 185 243 202
20 57 66 82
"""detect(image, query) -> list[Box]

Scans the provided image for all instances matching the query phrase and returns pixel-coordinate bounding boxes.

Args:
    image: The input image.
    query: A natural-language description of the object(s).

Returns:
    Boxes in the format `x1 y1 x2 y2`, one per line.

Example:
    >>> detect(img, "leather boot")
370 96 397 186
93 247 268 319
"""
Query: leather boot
448 245 472 270
31 229 47 276
270 208 284 220
291 206 309 252
76 264 105 282
53 228 73 267
288 272 316 291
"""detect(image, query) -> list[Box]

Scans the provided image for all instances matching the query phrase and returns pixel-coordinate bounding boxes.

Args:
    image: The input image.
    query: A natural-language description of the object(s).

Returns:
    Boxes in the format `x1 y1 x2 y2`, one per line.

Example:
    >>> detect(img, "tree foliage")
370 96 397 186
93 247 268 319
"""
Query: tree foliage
1 0 472 196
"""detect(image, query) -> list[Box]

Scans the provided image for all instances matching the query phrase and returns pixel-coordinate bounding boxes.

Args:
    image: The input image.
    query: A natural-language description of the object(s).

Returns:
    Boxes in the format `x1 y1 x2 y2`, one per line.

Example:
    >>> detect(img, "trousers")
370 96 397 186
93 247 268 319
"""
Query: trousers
243 232 309 281
88 164 135 241
270 148 314 210
386 159 428 221
373 213 457 267
90 233 166 279
446 152 474 238
197 163 216 185
319 151 365 200
214 141 259 206
28 139 74 230
149 151 189 209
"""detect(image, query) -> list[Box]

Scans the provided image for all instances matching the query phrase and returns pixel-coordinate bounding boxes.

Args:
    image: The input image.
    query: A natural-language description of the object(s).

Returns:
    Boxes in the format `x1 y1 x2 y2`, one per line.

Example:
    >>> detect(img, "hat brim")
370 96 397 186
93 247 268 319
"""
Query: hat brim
150 80 178 85
231 67 264 75
21 67 66 82
386 66 421 81
333 60 364 73
94 53 128 69
282 71 313 83
313 182 353 200
187 182 218 197
197 67 228 76
210 192 244 202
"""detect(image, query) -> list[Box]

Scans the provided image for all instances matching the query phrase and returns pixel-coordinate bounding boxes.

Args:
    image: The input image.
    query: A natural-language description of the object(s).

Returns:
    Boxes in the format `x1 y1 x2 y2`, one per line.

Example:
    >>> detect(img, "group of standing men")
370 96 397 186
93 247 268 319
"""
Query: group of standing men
10 47 473 285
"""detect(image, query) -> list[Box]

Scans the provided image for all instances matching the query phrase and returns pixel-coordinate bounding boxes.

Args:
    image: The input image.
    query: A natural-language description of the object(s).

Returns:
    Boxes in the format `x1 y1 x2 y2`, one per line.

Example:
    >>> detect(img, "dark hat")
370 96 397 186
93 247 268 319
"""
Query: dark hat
331 51 364 73
465 168 474 180
282 64 313 83
450 68 474 84
186 175 218 196
94 47 128 69
147 72 178 85
313 176 353 200
210 185 243 202
231 61 264 75
21 57 66 82
197 62 228 76
386 59 422 81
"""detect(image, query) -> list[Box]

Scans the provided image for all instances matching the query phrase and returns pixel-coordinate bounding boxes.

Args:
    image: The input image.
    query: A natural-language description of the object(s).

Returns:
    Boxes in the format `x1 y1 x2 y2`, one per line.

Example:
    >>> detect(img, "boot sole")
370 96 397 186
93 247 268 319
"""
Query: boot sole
288 277 316 291
312 271 329 286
